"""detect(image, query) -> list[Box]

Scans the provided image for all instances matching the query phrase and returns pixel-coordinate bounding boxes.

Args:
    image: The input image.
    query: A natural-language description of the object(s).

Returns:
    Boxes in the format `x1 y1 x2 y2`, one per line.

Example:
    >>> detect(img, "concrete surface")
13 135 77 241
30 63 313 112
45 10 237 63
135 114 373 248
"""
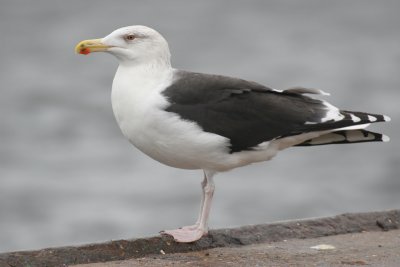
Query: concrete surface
73 230 400 267
0 210 399 267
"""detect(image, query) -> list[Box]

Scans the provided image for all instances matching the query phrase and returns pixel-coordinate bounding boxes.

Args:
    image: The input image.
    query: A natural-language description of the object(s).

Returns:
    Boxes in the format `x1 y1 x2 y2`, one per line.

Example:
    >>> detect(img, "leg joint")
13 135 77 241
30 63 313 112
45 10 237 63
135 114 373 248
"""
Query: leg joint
204 183 215 194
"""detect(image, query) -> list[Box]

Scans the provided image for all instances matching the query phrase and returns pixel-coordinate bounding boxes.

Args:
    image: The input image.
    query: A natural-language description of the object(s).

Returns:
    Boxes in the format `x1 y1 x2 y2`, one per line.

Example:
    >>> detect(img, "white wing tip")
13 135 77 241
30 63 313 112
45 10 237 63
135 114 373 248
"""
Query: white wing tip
383 115 391 122
382 134 390 142
320 90 331 96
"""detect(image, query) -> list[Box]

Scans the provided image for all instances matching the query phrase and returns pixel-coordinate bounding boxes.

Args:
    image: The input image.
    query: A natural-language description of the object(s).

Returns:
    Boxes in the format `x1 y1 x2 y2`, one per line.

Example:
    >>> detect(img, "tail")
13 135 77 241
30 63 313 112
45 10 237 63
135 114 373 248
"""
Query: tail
299 110 391 133
339 110 390 127
296 129 390 146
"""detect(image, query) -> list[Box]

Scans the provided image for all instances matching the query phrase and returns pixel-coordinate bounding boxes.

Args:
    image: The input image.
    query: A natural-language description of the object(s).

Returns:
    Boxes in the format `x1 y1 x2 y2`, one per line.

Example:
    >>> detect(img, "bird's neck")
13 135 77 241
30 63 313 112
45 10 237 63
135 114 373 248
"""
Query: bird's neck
117 57 172 79
112 59 174 105
118 52 172 70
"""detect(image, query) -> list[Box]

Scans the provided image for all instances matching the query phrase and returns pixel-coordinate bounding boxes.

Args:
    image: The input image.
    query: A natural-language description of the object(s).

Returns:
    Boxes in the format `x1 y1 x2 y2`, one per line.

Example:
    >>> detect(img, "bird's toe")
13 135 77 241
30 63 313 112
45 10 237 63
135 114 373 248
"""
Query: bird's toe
162 227 207 243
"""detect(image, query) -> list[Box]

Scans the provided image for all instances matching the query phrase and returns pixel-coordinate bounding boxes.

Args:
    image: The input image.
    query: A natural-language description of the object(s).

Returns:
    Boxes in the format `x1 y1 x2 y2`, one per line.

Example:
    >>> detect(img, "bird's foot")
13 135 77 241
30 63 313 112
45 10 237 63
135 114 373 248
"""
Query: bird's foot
161 227 207 243
180 223 199 230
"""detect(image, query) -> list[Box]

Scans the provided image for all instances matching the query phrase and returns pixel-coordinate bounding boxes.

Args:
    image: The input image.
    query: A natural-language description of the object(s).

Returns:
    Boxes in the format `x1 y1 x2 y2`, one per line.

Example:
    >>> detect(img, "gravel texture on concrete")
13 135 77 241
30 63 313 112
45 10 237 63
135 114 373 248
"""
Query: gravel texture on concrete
0 210 399 267
73 229 400 267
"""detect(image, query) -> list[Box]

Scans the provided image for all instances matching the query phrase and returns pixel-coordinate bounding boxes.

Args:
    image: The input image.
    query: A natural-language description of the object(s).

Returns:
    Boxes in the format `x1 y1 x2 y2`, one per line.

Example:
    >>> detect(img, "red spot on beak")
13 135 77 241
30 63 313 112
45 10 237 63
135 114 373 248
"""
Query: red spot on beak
80 48 91 55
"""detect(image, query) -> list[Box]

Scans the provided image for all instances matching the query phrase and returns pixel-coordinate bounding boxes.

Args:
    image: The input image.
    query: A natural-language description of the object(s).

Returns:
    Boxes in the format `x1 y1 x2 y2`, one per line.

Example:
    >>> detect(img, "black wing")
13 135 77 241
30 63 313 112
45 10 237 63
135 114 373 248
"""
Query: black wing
162 71 386 153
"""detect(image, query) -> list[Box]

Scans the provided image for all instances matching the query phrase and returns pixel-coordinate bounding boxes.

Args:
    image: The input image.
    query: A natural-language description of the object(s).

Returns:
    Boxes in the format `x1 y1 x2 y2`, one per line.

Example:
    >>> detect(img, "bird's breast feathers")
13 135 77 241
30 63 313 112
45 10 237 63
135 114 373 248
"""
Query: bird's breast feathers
110 68 237 170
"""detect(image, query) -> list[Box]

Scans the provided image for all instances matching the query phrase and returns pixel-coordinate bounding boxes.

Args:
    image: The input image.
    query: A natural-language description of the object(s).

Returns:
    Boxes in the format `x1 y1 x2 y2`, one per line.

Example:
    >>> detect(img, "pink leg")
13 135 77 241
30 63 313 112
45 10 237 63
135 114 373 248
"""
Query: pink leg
181 175 207 230
162 170 215 243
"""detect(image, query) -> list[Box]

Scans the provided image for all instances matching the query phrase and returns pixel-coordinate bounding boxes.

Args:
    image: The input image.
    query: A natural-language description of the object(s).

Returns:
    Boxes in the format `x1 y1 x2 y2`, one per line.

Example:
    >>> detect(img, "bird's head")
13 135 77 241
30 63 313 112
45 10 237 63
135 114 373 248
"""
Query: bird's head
75 25 171 66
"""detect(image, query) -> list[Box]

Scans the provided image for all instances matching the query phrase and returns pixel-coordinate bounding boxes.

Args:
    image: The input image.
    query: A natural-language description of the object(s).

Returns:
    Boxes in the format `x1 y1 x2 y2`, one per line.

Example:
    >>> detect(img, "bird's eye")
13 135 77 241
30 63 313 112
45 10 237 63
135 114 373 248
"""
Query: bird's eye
125 34 136 41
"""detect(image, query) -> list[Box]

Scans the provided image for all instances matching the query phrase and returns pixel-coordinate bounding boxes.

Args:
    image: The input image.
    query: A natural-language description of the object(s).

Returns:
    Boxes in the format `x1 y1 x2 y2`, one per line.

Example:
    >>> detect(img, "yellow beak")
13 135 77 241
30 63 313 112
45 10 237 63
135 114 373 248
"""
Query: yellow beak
75 39 111 55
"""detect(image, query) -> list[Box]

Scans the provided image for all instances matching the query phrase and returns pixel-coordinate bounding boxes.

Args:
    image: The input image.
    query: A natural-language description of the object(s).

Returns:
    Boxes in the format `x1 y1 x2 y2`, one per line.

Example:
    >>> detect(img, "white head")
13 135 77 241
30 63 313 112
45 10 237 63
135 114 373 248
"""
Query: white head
76 25 171 66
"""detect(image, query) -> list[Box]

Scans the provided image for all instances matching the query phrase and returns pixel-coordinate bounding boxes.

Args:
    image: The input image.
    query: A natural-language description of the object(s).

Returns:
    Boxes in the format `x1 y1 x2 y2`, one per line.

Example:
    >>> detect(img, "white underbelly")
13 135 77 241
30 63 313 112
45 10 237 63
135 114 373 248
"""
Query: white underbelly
115 106 231 170
113 104 308 172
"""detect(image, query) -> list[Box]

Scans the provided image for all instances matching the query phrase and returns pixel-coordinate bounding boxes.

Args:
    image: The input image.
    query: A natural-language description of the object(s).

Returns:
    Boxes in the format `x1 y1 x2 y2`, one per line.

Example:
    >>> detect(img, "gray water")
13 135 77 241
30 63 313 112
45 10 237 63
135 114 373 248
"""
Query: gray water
0 0 399 252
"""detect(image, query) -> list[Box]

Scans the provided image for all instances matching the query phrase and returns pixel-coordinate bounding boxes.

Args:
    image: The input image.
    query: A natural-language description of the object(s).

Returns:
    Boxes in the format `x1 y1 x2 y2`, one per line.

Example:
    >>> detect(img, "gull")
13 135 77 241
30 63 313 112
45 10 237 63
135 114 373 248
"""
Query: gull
75 25 390 243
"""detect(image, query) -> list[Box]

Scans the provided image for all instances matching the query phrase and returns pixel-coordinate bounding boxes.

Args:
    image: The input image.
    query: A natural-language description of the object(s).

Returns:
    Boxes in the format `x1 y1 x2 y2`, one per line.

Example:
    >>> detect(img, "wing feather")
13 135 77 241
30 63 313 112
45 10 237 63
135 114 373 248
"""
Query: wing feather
162 71 386 152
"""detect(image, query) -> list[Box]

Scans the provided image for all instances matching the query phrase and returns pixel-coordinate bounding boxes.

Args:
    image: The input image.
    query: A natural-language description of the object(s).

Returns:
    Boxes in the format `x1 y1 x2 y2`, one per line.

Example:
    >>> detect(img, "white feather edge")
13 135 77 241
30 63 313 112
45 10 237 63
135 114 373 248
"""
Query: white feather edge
331 124 370 131
284 86 330 96
383 115 391 122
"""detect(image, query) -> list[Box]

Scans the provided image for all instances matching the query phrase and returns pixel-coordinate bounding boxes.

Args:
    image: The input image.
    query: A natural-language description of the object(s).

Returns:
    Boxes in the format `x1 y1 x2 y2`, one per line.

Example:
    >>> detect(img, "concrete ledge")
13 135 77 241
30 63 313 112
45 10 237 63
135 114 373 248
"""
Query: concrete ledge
1 210 399 267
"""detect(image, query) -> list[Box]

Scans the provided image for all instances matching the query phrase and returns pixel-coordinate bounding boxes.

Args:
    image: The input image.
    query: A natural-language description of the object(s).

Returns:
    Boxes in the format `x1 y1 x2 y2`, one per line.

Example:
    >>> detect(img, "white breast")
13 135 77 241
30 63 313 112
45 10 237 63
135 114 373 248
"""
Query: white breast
111 66 233 170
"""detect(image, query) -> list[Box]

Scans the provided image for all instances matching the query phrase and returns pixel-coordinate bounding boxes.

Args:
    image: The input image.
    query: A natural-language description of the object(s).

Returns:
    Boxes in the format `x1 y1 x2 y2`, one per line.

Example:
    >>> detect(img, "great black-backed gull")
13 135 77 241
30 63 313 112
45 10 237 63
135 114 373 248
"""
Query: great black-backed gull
75 25 390 243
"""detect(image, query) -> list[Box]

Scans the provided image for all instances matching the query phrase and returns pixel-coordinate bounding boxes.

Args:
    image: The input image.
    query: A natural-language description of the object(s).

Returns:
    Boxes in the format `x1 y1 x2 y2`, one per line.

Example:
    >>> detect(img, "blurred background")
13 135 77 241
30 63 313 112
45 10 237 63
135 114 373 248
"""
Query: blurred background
0 0 398 253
